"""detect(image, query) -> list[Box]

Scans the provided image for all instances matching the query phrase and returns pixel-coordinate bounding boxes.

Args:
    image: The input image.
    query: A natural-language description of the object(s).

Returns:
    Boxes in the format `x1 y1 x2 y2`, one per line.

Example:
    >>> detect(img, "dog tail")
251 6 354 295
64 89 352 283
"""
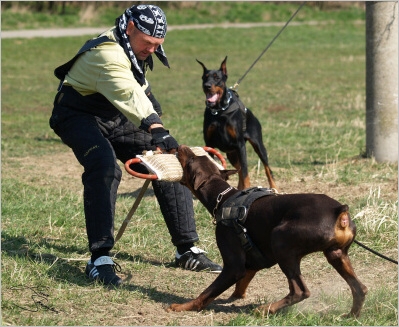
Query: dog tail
334 205 354 246
336 205 350 229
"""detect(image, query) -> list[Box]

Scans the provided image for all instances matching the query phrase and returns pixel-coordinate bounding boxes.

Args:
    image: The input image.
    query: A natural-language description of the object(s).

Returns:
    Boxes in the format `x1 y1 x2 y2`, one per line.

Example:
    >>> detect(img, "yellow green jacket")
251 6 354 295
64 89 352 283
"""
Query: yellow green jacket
63 27 157 128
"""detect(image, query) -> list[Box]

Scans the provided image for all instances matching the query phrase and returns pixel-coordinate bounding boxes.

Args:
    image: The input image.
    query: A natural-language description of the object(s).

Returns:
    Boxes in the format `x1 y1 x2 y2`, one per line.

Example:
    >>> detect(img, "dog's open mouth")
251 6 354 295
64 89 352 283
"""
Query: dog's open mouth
206 93 220 106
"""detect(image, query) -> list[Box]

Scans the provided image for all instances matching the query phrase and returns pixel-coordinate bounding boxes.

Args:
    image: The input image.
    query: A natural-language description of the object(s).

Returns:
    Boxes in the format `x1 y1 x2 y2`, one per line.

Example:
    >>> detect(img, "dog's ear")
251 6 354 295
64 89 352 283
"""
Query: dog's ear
220 169 237 181
193 171 207 190
220 56 228 76
196 59 207 74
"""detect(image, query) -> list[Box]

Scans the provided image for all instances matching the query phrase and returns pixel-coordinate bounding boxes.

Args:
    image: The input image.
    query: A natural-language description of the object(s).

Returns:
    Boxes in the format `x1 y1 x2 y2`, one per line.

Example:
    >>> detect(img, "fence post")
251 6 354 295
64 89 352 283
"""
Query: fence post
366 1 398 162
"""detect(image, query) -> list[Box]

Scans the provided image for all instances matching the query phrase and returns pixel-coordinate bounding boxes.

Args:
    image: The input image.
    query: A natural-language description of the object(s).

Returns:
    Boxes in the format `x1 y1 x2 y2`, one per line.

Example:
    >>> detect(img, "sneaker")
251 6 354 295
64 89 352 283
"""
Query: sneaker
85 256 122 287
175 246 223 273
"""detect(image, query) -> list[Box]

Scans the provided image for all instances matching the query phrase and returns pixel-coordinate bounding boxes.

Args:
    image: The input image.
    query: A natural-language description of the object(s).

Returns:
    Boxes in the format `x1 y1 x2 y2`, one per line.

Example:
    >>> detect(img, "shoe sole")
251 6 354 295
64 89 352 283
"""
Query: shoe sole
176 266 223 273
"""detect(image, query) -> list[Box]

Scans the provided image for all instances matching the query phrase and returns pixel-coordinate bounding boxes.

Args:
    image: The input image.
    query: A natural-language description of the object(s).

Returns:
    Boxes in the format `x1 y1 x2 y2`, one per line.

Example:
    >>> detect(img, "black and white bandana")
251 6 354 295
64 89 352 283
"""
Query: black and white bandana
131 4 167 38
116 4 169 85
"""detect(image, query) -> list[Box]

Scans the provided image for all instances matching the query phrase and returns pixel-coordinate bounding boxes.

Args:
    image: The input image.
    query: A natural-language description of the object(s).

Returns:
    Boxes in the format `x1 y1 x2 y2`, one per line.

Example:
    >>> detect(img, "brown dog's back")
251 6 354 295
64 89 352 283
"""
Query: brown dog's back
218 193 355 268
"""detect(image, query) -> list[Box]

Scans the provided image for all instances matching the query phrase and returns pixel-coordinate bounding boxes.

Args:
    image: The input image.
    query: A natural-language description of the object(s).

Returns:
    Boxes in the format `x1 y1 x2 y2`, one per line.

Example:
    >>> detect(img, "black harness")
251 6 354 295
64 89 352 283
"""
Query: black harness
207 89 248 132
214 187 277 269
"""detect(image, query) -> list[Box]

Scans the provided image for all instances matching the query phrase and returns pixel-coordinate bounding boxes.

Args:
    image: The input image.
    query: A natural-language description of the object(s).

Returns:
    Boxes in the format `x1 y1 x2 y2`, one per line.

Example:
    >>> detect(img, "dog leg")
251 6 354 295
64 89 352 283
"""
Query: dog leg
230 269 258 299
238 172 250 190
254 255 310 315
245 112 277 190
256 273 310 315
264 165 277 190
324 247 368 317
168 270 244 312
237 144 250 189
247 138 277 190
167 292 216 312
167 284 218 312
227 151 250 190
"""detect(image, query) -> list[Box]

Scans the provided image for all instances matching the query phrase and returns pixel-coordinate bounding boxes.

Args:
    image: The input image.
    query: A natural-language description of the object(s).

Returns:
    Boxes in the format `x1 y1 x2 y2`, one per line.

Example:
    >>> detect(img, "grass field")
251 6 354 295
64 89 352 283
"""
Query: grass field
1 2 398 326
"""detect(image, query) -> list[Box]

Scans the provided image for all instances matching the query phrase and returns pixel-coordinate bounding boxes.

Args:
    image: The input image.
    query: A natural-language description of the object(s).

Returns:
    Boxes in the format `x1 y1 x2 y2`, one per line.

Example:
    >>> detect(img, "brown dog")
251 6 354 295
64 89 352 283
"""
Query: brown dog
197 56 276 190
168 145 367 317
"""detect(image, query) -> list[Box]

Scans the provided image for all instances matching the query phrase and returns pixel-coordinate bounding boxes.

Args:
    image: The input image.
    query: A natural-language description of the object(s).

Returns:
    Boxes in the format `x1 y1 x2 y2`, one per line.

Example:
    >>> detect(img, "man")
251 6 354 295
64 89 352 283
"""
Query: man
49 4 222 287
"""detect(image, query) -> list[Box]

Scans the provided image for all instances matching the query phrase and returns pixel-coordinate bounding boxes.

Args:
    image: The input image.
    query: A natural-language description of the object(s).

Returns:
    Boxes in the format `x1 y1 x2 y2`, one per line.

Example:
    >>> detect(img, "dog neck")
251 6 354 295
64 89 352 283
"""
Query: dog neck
212 186 235 217
193 178 238 218
206 88 233 114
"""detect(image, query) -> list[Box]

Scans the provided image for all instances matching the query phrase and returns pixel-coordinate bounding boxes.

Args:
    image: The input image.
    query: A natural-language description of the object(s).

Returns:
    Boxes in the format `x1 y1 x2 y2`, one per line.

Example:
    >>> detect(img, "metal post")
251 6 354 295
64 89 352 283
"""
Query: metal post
366 1 398 162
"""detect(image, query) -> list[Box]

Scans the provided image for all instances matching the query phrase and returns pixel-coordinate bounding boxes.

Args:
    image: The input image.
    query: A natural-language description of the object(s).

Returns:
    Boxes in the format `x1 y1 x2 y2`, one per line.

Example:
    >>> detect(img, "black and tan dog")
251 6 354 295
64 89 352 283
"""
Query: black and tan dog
197 56 276 190
168 145 368 317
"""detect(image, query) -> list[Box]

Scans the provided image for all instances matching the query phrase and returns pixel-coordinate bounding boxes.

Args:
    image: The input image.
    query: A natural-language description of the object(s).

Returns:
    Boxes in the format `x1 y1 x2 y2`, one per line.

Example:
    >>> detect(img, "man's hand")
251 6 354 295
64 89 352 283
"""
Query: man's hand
150 127 179 153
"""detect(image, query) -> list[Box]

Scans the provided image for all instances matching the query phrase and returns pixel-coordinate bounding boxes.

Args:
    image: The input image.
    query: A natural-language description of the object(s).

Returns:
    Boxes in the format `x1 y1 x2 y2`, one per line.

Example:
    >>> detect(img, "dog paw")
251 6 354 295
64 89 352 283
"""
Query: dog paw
229 291 246 300
341 310 361 319
167 303 184 312
254 304 276 316
167 301 201 312
163 303 172 312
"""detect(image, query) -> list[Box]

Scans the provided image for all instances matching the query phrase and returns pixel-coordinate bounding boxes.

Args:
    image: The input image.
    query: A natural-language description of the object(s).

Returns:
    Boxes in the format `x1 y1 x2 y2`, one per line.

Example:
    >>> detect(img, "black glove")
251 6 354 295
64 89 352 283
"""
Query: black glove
150 127 179 152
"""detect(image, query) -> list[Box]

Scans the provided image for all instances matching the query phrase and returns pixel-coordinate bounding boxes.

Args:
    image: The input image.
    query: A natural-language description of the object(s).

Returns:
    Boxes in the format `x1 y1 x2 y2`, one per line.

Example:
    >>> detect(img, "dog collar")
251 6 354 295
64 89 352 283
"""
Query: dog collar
207 89 233 115
212 186 235 219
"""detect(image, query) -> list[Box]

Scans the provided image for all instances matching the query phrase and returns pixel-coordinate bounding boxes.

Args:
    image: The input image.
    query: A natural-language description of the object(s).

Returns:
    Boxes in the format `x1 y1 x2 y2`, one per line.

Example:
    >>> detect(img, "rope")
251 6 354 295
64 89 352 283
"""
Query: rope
231 1 306 90
354 239 398 265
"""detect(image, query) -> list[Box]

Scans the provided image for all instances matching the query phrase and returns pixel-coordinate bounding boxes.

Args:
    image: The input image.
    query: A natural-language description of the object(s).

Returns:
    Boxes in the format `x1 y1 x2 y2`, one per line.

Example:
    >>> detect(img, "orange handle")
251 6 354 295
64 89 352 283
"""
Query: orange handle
203 146 227 169
124 158 158 180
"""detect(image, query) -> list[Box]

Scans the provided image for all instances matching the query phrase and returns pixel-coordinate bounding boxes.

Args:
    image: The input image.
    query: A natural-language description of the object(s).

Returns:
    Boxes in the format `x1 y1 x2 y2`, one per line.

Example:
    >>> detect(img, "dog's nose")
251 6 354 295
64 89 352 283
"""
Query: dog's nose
204 82 212 90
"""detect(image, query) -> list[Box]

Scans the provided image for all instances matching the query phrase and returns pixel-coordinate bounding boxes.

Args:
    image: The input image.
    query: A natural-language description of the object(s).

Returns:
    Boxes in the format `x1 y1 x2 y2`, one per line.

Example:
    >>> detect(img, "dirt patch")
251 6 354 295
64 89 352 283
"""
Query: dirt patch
5 150 396 202
3 151 146 195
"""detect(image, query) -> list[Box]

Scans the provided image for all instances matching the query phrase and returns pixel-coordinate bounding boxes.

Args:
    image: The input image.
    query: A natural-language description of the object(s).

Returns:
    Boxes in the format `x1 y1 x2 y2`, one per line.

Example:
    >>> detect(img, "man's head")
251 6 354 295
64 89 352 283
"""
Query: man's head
125 5 167 61
126 21 164 61
116 4 169 84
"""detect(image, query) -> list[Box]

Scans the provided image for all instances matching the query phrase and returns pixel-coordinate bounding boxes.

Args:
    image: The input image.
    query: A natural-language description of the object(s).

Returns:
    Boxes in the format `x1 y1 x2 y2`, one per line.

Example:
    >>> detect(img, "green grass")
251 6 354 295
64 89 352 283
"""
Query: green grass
1 3 397 326
1 1 366 30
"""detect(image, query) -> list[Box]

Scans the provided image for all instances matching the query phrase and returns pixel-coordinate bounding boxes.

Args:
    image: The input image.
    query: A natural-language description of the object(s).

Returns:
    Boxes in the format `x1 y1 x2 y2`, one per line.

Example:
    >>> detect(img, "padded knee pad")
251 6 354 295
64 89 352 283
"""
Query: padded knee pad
152 180 199 246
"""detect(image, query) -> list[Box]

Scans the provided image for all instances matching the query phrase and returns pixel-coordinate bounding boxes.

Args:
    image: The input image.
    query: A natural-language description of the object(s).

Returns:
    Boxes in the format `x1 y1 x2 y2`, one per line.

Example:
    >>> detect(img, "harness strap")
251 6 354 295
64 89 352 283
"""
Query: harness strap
214 187 277 269
215 187 276 225
230 89 248 132
233 221 266 263
54 35 116 90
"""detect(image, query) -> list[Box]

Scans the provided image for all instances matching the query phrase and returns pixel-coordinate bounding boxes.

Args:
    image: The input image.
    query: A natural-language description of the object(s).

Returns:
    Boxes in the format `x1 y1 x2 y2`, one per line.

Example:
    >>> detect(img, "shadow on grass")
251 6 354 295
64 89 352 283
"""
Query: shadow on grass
2 231 171 285
118 187 155 199
2 232 257 314
120 278 258 314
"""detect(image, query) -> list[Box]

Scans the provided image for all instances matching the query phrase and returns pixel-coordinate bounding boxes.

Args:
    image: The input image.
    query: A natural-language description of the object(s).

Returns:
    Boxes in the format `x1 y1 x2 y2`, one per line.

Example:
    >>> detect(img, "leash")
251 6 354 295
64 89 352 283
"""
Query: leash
354 239 398 265
231 1 306 90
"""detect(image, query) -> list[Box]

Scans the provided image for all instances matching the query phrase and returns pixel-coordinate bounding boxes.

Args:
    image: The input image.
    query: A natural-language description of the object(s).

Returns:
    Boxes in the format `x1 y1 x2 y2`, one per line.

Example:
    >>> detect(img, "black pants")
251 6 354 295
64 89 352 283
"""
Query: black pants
49 89 198 254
